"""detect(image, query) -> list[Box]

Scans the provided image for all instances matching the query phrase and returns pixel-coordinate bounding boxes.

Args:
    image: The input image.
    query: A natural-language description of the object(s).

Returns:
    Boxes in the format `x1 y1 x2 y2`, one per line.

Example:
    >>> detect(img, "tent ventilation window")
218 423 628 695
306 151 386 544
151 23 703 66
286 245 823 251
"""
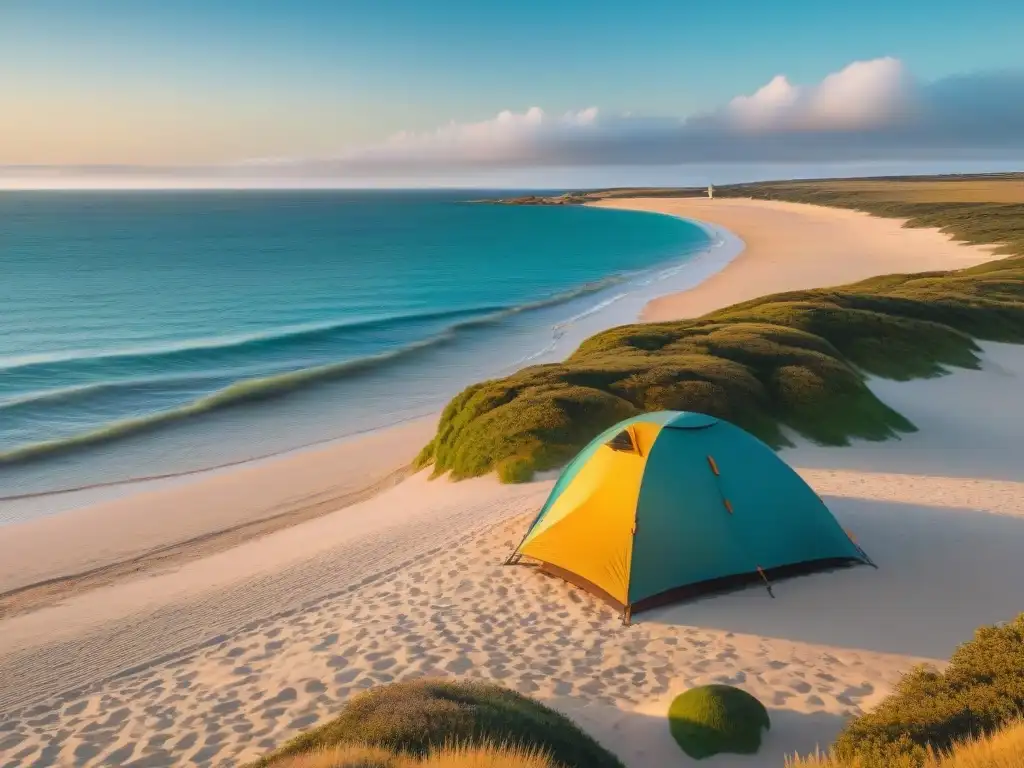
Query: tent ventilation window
607 430 636 453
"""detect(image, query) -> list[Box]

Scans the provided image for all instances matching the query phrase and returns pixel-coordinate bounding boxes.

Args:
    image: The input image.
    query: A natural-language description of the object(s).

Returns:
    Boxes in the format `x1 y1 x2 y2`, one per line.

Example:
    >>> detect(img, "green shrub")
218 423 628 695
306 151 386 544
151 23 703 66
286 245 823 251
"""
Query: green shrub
251 679 622 768
667 684 771 759
830 614 1024 767
787 720 1024 768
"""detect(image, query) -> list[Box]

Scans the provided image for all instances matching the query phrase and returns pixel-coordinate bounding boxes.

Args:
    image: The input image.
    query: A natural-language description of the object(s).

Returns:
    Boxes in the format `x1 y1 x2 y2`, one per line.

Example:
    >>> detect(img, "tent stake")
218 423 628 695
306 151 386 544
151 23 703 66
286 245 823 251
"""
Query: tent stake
756 566 775 598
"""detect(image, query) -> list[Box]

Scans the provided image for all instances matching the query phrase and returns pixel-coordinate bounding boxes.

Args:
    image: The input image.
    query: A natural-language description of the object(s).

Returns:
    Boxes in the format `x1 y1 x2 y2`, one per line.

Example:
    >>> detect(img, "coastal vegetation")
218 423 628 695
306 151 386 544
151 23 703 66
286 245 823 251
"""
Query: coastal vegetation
788 722 1024 768
419 176 1024 482
826 613 1024 766
253 614 1024 768
251 614 1022 768
251 679 622 768
789 614 1024 767
265 742 558 768
667 684 771 758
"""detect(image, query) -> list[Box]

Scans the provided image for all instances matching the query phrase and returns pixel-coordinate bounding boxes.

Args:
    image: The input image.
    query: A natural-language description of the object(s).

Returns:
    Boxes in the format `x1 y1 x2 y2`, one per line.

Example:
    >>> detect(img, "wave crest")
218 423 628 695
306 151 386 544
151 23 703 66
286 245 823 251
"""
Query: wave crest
0 274 629 468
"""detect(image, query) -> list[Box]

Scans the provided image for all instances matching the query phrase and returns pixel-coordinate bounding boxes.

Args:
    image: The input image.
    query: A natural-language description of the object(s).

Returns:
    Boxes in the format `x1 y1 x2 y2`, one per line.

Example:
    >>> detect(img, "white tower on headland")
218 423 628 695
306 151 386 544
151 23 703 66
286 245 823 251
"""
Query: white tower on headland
707 184 714 199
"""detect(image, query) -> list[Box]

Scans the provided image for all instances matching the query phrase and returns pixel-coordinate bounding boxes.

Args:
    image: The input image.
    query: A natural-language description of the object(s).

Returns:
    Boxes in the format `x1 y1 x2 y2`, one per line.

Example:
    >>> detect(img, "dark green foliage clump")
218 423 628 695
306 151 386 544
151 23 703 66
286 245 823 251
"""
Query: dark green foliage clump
831 614 1024 768
251 679 623 768
417 250 1024 481
667 684 771 759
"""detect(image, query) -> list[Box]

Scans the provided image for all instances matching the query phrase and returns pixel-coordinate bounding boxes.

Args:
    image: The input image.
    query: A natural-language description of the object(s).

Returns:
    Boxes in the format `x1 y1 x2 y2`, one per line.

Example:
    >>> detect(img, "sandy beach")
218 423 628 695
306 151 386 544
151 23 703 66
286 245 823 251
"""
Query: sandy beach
589 197 1003 322
1 198 1021 768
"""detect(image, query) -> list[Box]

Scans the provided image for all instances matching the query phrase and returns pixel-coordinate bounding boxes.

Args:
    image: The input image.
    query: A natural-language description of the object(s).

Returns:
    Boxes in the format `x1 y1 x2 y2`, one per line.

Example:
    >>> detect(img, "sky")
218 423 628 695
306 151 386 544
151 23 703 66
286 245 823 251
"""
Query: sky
3 0 1024 187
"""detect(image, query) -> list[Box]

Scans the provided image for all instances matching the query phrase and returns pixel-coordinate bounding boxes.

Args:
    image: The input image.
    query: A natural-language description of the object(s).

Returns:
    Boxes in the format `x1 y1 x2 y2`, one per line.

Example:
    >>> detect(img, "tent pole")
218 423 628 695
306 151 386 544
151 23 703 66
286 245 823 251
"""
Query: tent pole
854 539 877 569
756 566 776 599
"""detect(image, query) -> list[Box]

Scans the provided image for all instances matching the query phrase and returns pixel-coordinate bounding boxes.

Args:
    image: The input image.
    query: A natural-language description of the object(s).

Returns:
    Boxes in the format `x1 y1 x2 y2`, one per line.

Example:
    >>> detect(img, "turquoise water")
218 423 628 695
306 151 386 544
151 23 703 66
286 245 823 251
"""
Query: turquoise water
0 190 713 510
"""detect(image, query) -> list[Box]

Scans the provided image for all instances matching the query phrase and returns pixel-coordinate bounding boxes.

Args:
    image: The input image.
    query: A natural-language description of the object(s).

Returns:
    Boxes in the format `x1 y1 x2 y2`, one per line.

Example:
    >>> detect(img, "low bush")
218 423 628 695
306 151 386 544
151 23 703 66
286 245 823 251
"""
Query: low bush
787 719 1024 768
252 679 622 768
667 684 771 759
825 614 1024 767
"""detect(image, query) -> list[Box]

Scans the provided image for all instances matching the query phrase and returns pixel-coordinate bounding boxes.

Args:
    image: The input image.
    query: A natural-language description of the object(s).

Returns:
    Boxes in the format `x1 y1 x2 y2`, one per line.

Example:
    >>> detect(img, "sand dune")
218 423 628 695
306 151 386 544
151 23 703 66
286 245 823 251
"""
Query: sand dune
1 199 1021 767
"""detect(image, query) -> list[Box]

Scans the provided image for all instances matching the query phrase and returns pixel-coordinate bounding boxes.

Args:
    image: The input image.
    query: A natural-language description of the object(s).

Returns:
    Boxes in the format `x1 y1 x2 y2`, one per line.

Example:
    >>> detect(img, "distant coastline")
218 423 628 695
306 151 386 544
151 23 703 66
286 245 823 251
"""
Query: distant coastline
481 171 1024 207
474 192 595 205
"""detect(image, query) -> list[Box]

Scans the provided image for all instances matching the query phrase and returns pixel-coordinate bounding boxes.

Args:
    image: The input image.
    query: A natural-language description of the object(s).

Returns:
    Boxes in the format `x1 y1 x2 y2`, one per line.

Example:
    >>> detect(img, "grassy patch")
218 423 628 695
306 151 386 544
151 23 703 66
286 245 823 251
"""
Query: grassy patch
270 742 559 768
251 679 622 768
667 684 771 759
787 720 1024 768
822 614 1024 767
418 177 1024 482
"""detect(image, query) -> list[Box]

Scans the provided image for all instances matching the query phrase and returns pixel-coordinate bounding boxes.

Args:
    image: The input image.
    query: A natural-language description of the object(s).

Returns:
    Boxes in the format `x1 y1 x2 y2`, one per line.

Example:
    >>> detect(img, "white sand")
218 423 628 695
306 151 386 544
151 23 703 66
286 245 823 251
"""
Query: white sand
0 417 436 611
1 199 1021 768
588 197 1001 322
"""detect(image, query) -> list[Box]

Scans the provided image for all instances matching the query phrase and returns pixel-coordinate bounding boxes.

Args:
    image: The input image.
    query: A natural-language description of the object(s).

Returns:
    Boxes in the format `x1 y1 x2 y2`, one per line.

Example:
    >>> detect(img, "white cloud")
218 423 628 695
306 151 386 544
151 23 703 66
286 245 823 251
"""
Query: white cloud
727 75 803 131
343 106 604 167
725 58 915 132
300 56 1021 171
4 58 1023 185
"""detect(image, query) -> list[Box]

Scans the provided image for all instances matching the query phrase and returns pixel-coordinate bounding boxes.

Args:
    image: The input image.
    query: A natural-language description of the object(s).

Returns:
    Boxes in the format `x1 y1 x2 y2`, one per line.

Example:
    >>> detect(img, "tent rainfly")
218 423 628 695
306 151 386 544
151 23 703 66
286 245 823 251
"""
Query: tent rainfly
506 411 873 623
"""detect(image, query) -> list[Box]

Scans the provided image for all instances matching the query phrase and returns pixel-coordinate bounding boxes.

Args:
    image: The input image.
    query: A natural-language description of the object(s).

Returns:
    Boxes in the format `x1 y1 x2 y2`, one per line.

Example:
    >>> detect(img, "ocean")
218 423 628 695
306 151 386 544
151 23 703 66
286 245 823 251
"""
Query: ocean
0 190 728 521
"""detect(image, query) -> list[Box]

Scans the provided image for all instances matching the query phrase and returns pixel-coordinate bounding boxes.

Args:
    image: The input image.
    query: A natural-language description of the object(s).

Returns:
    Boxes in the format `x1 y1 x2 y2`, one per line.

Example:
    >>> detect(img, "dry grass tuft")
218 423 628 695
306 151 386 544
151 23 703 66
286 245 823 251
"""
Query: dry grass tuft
416 743 557 768
251 679 620 768
787 720 1024 768
271 743 557 768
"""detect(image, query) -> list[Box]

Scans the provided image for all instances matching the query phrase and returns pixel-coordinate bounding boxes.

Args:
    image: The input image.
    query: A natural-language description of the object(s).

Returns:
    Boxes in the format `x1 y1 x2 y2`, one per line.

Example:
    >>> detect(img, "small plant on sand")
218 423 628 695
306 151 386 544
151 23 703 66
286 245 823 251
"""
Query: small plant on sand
786 719 1024 768
251 679 622 768
824 614 1024 767
667 684 771 759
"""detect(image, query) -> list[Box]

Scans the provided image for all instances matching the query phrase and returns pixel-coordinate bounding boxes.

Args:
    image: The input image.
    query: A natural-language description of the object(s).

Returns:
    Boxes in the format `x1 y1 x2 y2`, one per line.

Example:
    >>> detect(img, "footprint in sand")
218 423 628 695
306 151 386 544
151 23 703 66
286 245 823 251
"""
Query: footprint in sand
837 682 875 706
772 690 796 705
304 679 327 694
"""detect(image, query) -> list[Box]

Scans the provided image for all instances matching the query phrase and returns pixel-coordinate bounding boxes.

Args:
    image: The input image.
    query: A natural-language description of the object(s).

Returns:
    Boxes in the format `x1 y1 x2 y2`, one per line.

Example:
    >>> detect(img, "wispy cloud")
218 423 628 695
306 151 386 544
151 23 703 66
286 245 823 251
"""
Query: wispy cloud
310 57 1021 170
4 58 1024 186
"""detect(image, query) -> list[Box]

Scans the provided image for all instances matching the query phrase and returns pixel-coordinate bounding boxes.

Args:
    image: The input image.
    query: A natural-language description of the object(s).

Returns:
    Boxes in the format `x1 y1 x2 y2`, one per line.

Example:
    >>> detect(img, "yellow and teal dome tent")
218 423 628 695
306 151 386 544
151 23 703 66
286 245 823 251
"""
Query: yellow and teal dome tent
506 411 872 623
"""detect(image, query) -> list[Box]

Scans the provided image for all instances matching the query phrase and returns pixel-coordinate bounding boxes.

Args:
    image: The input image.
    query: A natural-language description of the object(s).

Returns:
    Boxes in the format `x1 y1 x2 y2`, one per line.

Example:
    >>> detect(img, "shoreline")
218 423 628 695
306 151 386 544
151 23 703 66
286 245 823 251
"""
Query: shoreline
0 209 722 518
0 416 436 612
2 196 1022 766
0 218 736 616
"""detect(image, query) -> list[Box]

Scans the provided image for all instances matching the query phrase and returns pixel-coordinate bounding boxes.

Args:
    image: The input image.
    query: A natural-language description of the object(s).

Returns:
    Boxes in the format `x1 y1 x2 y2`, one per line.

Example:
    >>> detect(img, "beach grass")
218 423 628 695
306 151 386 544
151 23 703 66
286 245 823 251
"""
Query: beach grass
419 178 1024 482
251 679 622 768
823 613 1024 767
267 742 559 768
787 720 1024 768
